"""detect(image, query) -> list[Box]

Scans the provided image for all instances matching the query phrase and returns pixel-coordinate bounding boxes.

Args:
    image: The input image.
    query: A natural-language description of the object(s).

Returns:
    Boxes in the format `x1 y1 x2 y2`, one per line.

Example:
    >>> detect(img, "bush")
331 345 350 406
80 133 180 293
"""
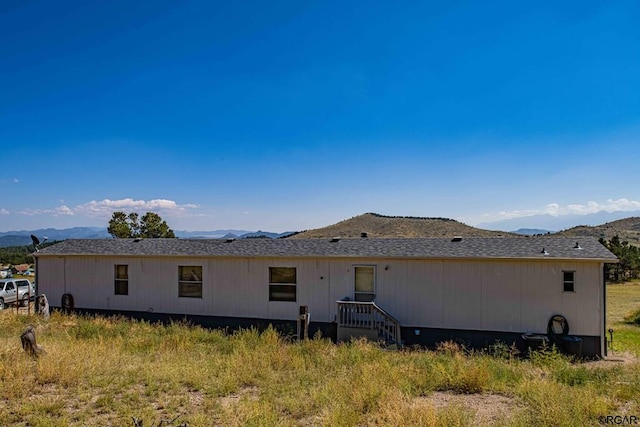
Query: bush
623 308 640 325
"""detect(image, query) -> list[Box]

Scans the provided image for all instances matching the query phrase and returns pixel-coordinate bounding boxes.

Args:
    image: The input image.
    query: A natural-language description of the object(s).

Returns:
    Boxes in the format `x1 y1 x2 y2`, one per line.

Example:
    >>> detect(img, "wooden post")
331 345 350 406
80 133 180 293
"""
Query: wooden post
20 325 44 358
298 305 310 340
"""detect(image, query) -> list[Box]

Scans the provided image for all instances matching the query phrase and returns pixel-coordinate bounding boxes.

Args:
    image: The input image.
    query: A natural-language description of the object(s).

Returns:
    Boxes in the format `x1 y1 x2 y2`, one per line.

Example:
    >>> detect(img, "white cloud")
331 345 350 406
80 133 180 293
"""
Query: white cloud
16 198 200 221
0 209 9 215
54 205 74 216
19 205 75 217
74 198 200 218
13 178 18 183
495 198 640 220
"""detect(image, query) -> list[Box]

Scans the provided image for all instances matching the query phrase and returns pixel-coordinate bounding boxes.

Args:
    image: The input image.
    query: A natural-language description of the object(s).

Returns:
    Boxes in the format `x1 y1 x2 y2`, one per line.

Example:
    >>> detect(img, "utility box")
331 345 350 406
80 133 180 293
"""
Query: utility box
561 336 583 357
521 333 549 353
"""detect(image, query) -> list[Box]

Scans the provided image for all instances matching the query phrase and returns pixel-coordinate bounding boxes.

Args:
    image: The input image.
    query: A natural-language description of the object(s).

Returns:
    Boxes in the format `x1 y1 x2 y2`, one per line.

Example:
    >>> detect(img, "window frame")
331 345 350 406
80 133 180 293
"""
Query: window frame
269 267 297 302
114 264 129 296
563 270 575 293
178 266 203 298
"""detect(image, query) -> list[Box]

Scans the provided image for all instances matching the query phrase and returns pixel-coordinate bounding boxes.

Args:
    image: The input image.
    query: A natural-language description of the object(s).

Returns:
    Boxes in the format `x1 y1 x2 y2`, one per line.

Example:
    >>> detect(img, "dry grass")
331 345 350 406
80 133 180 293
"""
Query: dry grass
607 280 640 324
287 212 640 241
607 280 640 357
0 308 639 427
558 217 640 246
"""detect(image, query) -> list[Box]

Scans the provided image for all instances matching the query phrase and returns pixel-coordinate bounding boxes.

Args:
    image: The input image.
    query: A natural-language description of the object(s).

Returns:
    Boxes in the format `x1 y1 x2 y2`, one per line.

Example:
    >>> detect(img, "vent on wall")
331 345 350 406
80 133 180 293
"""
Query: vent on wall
330 237 341 242
451 236 462 242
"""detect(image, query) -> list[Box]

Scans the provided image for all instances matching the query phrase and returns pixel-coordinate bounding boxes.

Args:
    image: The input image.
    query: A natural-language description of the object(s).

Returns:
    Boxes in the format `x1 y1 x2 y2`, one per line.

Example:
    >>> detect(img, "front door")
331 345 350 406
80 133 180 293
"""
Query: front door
354 265 375 302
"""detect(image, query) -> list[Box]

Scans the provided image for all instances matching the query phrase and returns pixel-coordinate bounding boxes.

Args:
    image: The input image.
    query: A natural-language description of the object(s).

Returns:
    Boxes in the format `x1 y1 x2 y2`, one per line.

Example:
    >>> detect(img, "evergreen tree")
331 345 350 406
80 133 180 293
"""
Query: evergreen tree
139 212 176 238
108 212 175 238
600 235 640 281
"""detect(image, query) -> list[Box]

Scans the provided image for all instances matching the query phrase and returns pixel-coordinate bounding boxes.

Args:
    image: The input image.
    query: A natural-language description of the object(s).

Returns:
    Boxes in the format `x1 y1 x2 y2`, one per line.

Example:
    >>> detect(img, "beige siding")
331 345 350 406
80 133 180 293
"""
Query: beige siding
377 259 602 336
37 255 603 336
37 257 66 306
39 256 335 322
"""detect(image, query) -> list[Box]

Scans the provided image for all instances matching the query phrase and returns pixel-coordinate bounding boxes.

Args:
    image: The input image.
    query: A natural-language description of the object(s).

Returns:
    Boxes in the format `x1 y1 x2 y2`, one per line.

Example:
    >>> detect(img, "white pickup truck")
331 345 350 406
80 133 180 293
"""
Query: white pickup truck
0 279 36 310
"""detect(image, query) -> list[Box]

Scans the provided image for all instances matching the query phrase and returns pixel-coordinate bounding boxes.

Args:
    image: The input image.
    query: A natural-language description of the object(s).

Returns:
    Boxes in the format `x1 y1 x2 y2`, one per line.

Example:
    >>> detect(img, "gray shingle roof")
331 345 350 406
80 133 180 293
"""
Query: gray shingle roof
34 236 618 262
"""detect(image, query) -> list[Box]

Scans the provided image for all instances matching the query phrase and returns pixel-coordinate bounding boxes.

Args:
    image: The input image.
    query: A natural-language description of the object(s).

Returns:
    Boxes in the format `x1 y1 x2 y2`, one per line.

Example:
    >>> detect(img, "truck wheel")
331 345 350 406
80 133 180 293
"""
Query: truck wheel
0 298 4 310
21 294 30 307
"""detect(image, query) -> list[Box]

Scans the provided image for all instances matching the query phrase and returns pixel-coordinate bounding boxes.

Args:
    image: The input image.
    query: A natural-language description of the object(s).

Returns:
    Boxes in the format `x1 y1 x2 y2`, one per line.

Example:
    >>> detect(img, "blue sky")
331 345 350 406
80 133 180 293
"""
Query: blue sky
1 1 639 232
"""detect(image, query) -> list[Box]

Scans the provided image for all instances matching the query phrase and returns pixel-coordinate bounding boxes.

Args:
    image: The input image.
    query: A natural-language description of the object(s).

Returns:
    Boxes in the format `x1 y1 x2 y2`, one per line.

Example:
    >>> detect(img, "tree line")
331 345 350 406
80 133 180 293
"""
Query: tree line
0 241 58 266
0 245 34 265
599 235 640 282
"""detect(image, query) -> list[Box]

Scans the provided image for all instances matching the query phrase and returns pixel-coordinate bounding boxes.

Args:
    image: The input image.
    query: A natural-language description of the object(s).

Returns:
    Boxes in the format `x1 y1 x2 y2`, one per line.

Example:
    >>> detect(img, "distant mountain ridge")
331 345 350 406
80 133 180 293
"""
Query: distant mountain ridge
512 228 552 236
2 213 639 248
478 210 640 232
556 217 640 246
0 227 294 248
285 213 640 246
0 227 111 240
0 227 111 247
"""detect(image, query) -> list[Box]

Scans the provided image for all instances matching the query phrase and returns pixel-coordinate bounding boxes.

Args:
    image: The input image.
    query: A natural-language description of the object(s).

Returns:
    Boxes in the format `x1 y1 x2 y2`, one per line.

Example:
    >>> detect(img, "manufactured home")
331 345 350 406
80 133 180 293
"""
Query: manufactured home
33 236 617 357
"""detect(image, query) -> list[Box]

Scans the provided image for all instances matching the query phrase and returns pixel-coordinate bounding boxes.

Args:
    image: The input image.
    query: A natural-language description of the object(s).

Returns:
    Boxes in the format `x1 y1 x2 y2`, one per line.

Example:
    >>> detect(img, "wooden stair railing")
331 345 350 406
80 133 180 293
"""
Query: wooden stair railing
337 300 402 346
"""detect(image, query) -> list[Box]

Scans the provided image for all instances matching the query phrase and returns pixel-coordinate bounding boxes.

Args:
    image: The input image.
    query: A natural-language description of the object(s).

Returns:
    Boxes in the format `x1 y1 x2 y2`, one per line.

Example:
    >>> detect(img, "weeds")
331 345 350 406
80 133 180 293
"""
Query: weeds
623 308 640 325
0 310 638 426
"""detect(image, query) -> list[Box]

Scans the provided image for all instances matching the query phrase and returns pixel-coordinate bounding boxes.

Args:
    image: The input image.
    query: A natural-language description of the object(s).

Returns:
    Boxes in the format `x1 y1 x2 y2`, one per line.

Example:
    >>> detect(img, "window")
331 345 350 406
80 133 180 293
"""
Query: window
179 266 202 298
354 266 375 302
114 265 128 295
563 271 575 292
269 267 296 302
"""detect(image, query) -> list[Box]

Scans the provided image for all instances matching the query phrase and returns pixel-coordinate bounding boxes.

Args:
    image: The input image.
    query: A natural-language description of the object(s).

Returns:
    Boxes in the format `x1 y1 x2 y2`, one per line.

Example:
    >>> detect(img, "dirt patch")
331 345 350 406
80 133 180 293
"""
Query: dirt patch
581 351 640 369
218 386 260 409
418 391 523 424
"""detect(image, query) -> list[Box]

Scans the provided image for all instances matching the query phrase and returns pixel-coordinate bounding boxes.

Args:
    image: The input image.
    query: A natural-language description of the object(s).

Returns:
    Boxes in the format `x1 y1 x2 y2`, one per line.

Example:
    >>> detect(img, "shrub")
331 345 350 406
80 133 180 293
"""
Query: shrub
487 340 521 360
623 308 640 325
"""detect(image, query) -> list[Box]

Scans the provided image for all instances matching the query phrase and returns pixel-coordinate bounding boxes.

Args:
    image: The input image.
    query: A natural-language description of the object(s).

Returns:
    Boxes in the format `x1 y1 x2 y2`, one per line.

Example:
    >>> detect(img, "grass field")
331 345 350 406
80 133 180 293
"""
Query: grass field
607 280 640 356
0 283 638 426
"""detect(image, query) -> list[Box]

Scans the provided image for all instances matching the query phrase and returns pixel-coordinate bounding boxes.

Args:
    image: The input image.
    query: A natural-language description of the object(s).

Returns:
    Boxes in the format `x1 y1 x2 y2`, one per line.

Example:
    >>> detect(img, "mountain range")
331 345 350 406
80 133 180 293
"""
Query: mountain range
1 212 639 248
477 210 640 232
0 228 294 248
288 213 640 245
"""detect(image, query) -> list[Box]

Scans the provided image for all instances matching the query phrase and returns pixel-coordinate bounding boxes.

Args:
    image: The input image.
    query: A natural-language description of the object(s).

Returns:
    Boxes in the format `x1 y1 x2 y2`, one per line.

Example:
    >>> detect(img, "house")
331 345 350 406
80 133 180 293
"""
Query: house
33 236 617 357
12 264 31 275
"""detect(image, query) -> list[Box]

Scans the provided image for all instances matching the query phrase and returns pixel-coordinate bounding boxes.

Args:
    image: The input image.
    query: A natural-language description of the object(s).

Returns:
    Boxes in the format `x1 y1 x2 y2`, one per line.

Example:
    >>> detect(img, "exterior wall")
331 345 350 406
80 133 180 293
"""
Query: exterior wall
37 255 603 339
378 259 602 337
38 256 332 322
